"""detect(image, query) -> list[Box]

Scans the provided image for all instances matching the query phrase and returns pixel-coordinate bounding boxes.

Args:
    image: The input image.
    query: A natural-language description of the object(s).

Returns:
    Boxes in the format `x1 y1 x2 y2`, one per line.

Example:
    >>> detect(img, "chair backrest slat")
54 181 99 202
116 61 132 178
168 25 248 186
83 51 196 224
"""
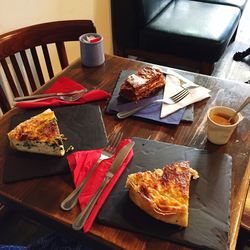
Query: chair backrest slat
0 20 96 114
42 44 54 79
20 50 37 92
9 54 29 96
0 59 19 97
0 84 11 113
56 41 68 69
30 47 45 85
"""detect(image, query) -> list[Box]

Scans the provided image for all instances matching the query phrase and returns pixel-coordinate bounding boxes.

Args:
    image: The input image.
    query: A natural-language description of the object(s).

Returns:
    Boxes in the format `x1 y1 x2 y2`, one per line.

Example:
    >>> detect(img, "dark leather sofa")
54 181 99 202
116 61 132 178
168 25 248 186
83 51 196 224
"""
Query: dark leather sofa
111 0 247 74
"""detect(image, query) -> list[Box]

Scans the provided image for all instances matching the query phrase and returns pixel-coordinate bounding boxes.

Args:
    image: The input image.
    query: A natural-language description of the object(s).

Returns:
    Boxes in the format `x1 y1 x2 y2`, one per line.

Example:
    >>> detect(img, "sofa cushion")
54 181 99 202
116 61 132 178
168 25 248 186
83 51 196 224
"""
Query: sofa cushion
136 0 173 26
139 0 241 61
192 0 247 11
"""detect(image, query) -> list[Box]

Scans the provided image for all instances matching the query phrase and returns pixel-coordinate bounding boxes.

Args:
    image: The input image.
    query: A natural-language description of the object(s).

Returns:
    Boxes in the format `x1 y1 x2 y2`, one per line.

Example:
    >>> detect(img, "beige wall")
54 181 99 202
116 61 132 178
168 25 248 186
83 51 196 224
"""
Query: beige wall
0 0 113 58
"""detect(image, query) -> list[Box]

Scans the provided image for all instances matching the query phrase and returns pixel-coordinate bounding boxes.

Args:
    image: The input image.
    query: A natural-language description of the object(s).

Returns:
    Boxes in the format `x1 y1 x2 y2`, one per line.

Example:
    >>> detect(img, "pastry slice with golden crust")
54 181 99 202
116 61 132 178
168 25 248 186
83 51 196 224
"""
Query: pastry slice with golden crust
8 109 65 156
119 66 165 101
126 161 199 227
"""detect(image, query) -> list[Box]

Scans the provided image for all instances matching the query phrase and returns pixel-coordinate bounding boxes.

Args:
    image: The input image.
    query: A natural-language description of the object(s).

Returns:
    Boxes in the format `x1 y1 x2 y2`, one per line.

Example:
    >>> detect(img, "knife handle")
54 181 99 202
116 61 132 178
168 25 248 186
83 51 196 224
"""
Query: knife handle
14 92 64 101
14 89 87 102
60 159 101 211
72 173 112 231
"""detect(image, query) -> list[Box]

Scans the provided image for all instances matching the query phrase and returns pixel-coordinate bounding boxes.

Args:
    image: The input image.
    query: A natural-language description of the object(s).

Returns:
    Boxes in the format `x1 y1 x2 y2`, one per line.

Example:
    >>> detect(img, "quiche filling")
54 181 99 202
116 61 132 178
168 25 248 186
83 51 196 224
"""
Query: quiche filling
8 109 65 156
126 161 199 227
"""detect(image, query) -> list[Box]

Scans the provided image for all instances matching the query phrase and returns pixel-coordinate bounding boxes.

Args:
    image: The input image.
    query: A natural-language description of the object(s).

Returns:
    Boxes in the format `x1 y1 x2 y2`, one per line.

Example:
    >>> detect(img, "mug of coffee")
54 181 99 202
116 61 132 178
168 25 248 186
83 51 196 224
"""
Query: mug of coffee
79 33 105 67
207 106 243 145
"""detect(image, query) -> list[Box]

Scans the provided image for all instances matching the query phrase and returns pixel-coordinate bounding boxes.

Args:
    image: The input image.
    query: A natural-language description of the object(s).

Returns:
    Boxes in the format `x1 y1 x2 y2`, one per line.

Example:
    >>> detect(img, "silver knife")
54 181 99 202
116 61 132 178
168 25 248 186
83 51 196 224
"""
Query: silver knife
72 141 135 231
14 89 88 102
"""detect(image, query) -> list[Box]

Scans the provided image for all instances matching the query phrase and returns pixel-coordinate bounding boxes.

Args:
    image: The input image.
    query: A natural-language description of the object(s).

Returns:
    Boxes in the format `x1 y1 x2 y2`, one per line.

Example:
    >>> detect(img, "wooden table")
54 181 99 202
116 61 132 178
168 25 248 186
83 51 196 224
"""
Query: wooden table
0 55 249 250
242 186 250 231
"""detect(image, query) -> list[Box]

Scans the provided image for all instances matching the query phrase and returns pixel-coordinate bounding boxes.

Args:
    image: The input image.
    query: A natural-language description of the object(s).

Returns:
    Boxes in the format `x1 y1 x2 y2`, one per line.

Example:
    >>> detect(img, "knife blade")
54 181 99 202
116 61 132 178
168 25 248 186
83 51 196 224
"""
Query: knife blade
14 89 88 102
72 141 135 230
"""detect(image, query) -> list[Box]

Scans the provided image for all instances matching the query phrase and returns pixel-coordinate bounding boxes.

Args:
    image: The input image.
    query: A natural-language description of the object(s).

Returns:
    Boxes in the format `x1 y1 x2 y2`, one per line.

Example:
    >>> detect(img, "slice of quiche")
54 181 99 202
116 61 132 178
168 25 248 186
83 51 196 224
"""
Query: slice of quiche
8 109 65 156
126 161 199 227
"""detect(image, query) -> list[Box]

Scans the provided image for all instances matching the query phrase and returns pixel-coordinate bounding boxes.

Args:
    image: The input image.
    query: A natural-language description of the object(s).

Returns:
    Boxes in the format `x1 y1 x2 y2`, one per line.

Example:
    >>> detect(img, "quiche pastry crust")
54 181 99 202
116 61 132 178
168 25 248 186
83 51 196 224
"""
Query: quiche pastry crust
8 109 65 156
126 161 199 227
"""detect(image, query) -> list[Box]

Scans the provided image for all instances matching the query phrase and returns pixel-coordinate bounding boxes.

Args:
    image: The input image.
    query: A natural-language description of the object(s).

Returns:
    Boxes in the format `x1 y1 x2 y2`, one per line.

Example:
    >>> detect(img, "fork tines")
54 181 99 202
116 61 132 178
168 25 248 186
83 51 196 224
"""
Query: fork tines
107 131 123 153
171 88 189 103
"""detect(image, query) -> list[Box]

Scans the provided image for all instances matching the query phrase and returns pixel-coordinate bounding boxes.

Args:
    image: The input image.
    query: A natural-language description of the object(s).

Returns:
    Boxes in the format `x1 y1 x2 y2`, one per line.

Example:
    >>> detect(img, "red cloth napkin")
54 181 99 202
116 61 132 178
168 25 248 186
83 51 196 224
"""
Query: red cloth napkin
15 77 111 109
67 139 134 232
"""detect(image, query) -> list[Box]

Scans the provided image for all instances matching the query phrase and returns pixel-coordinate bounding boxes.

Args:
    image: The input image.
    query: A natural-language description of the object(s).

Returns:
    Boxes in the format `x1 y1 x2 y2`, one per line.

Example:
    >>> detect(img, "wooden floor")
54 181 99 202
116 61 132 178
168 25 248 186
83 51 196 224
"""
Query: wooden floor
0 2 250 249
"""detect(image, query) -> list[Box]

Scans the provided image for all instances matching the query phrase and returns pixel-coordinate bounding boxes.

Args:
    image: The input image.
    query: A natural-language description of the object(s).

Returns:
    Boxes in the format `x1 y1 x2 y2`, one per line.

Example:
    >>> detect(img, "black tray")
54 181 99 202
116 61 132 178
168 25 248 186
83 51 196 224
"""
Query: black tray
97 137 232 250
3 104 107 183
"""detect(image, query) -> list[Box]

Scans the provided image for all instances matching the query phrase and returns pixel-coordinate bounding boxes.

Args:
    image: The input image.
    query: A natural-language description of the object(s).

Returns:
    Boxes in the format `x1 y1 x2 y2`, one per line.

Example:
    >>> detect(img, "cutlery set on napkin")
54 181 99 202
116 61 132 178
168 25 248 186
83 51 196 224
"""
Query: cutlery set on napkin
65 138 134 232
160 68 211 118
14 77 111 108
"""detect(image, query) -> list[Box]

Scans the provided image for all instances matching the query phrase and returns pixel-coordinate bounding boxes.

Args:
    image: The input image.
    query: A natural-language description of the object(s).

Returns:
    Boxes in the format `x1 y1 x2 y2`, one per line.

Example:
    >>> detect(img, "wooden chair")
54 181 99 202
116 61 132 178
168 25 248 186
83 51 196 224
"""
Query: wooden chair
0 20 96 114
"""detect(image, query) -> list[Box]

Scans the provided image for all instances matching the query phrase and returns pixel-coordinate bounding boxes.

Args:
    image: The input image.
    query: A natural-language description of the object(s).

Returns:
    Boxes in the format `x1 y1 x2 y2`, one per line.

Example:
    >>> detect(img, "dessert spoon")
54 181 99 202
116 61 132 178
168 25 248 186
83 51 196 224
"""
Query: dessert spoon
228 96 250 122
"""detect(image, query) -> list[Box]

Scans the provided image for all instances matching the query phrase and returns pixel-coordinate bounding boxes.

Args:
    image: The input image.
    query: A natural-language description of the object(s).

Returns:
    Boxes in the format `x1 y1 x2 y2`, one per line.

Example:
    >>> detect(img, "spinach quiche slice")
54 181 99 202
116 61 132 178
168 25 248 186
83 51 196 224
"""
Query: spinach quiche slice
126 161 199 227
8 108 65 156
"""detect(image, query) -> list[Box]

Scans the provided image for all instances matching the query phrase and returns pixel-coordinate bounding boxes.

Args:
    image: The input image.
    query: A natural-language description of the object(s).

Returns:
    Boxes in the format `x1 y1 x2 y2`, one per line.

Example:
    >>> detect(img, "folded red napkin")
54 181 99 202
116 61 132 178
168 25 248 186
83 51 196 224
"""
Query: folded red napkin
67 139 134 233
15 77 111 109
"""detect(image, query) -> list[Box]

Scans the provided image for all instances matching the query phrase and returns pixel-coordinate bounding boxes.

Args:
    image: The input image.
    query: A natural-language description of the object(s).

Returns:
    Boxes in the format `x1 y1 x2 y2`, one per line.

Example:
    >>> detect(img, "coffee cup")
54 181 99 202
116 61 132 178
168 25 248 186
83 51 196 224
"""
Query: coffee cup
207 106 243 145
79 33 105 67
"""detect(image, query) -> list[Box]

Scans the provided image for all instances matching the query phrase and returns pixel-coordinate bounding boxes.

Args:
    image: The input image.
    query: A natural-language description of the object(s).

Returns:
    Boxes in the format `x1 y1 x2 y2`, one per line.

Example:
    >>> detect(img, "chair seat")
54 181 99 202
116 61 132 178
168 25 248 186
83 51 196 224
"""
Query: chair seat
139 0 241 61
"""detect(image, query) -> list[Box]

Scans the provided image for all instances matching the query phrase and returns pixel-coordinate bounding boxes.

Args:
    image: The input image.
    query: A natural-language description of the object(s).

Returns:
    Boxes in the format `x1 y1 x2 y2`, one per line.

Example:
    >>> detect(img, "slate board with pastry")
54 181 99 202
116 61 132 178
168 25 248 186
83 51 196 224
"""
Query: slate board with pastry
106 69 194 125
3 104 107 183
98 137 232 250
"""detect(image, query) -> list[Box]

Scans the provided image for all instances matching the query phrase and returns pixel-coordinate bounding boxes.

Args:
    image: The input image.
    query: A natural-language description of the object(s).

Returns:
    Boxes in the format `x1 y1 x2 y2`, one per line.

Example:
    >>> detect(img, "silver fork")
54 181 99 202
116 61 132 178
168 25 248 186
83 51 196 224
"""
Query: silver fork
117 88 189 119
13 89 89 104
60 131 123 211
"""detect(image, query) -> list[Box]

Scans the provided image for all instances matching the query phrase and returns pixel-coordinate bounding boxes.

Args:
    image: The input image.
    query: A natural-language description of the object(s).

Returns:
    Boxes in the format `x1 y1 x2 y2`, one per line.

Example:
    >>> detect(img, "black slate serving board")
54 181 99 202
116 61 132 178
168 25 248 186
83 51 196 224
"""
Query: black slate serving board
98 137 232 250
3 104 107 183
106 70 194 123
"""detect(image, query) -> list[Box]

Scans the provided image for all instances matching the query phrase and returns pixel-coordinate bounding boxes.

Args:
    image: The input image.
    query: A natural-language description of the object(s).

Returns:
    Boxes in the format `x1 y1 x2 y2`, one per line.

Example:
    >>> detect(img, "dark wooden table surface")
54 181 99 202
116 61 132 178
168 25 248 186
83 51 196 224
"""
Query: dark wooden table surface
0 55 249 250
